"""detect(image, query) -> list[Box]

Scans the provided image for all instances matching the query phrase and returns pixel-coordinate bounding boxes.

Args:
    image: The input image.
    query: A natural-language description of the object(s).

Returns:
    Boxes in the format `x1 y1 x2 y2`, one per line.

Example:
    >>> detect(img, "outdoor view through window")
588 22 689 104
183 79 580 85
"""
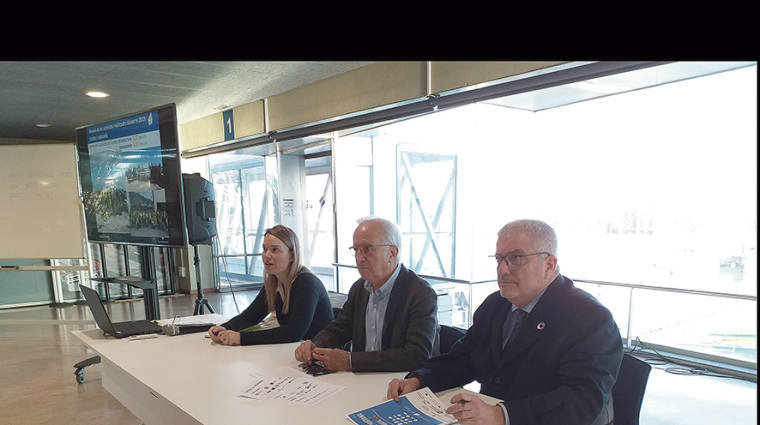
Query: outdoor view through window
199 63 757 367
334 63 757 365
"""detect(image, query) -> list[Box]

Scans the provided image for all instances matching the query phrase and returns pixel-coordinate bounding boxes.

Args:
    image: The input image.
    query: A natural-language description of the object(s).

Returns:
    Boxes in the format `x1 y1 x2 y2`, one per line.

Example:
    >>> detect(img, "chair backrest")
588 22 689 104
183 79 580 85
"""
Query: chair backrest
330 307 353 351
612 353 652 425
439 325 466 354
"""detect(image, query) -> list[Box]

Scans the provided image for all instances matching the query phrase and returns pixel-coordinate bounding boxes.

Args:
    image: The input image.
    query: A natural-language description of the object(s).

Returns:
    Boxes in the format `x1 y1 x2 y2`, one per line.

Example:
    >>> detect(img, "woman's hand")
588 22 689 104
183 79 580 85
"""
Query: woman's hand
208 325 227 343
215 330 241 346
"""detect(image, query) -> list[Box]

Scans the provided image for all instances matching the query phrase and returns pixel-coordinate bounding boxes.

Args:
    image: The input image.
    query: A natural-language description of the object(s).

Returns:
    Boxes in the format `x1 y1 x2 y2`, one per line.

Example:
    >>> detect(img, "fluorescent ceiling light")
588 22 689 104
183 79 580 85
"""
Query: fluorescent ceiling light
86 90 110 98
35 123 52 128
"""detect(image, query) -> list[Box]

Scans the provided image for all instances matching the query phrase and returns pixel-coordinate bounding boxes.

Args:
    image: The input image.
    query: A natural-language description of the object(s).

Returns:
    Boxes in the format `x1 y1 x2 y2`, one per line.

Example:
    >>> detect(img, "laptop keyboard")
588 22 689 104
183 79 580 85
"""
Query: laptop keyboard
114 320 161 336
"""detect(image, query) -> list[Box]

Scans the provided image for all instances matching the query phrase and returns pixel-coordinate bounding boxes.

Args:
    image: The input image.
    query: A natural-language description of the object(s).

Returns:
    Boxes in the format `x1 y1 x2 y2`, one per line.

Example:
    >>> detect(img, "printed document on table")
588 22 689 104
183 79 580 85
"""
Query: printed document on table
346 387 457 425
239 371 344 406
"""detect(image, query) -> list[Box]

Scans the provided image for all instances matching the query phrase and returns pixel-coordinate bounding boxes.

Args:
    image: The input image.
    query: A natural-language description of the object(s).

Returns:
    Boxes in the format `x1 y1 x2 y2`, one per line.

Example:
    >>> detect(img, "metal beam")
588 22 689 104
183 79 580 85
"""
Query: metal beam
400 152 447 277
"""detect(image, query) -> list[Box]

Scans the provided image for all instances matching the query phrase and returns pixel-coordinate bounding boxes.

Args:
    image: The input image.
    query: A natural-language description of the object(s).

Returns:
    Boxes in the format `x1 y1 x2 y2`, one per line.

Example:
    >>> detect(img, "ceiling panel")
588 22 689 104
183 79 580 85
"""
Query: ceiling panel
0 61 372 141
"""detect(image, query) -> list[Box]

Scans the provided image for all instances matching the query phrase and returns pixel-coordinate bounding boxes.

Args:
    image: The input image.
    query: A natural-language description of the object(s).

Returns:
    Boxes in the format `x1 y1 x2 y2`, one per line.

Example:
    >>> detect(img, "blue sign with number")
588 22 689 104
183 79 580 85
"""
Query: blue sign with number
223 109 235 141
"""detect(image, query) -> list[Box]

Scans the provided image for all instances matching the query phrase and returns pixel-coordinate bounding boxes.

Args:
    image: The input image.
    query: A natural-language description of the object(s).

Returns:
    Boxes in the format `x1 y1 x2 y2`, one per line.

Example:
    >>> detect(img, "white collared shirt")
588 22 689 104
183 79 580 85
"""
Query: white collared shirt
363 263 402 352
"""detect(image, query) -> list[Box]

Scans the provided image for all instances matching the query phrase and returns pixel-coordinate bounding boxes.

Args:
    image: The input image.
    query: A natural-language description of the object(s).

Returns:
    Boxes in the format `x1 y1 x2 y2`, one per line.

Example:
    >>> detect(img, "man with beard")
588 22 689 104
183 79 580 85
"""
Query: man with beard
387 219 623 425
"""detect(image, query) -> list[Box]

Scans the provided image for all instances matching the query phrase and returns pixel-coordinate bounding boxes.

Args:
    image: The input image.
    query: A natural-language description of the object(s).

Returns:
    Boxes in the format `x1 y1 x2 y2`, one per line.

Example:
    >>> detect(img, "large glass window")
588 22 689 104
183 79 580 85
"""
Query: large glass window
183 62 756 367
209 154 272 288
332 63 757 363
303 151 336 291
396 147 457 278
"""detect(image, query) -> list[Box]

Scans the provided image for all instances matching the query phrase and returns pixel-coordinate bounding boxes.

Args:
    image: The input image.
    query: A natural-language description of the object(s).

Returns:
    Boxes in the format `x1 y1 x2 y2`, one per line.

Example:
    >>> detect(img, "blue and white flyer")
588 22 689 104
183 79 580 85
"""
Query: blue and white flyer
346 387 457 425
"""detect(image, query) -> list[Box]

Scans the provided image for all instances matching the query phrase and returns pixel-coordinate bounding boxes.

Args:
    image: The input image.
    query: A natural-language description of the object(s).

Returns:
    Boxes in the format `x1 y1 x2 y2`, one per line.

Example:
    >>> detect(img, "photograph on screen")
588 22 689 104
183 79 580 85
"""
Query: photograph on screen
77 104 186 247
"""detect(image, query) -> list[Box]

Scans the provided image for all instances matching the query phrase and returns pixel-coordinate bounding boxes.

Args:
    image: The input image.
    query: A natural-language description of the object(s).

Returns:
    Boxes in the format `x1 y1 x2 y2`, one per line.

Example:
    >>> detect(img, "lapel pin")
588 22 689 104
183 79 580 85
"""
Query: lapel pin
537 321 546 330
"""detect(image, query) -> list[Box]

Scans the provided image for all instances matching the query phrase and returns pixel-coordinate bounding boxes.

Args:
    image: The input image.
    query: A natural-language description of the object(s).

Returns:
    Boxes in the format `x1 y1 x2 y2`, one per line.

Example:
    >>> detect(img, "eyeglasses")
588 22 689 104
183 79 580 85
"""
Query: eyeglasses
489 252 550 268
349 244 393 256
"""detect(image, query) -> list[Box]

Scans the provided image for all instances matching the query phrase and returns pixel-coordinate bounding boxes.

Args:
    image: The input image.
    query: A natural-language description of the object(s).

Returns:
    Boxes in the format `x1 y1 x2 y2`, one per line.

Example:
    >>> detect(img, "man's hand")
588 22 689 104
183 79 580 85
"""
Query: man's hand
208 325 227 343
215 330 241 346
386 377 422 401
295 340 317 363
312 347 351 371
446 393 505 425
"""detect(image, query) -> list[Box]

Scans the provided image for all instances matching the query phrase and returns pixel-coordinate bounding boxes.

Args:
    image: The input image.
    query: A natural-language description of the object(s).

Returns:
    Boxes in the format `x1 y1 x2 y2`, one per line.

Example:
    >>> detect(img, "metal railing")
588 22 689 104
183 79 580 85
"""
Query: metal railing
332 263 757 373
570 277 757 372
571 278 757 301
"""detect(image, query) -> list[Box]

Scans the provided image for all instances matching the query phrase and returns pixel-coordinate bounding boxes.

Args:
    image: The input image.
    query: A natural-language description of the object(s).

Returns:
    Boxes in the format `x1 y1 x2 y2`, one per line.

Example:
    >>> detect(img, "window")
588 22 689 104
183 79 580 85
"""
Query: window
332 63 757 364
185 62 756 367
209 154 273 288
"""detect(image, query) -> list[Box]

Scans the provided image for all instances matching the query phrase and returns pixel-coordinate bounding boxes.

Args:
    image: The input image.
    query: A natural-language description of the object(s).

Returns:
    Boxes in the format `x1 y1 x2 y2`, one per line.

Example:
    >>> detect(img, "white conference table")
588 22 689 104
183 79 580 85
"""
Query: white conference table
72 314 498 425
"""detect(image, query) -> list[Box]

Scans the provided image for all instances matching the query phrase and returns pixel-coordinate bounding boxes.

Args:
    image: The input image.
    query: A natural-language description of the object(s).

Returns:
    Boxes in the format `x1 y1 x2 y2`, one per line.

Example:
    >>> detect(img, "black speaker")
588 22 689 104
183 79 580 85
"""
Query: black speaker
182 173 216 245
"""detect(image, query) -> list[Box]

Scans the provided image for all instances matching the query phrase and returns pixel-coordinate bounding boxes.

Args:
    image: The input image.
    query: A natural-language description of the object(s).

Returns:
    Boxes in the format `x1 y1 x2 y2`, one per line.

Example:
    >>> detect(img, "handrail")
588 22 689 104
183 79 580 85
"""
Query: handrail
570 278 757 301
328 263 757 372
331 263 472 285
332 263 757 301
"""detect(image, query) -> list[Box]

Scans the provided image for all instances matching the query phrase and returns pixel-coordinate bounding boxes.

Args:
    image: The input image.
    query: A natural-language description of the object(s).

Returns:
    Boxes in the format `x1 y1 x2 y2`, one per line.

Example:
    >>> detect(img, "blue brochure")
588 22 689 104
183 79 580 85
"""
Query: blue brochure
346 387 456 425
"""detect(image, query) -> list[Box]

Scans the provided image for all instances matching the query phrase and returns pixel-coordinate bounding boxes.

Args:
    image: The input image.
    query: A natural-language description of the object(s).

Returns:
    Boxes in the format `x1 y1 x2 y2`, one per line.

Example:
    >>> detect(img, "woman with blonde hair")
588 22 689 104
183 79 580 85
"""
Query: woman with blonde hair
208 224 333 346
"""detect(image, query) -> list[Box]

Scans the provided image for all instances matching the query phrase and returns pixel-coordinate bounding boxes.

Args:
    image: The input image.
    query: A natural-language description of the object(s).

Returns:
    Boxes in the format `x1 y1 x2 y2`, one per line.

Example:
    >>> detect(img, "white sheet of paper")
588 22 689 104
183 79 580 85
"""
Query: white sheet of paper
239 370 344 406
404 387 458 423
159 314 229 326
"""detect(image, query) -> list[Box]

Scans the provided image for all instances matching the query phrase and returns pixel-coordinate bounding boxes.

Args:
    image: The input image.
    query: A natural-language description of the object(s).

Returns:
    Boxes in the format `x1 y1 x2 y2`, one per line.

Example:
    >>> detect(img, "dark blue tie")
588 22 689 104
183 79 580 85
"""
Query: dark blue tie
502 309 527 349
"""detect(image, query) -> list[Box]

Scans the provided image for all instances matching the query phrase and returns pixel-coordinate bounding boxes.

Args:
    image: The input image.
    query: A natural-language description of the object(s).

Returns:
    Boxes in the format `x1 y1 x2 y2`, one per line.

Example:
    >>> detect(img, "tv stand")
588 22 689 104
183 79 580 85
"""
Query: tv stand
75 275 160 383
90 276 160 321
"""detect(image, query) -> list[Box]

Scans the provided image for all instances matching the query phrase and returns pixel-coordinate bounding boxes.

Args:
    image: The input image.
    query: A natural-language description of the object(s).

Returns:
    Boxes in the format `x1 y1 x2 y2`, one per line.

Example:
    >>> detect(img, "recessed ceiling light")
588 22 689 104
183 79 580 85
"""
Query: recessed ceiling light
35 123 52 128
86 90 110 98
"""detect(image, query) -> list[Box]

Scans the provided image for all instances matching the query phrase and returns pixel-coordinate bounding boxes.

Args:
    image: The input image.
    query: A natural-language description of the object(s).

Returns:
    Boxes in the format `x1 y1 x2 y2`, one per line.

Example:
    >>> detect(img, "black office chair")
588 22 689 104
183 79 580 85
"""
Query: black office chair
612 353 652 425
439 325 466 354
329 307 353 351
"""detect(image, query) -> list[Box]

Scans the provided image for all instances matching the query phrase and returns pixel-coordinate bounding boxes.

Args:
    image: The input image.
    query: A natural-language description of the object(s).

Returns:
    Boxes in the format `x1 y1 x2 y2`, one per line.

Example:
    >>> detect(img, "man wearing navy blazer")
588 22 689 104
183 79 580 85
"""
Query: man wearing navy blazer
295 216 439 372
387 219 623 425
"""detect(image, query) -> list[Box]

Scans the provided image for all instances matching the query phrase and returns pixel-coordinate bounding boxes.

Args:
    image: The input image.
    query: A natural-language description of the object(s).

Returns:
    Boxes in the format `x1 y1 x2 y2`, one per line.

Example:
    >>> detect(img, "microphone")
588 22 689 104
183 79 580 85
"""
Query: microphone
161 323 216 336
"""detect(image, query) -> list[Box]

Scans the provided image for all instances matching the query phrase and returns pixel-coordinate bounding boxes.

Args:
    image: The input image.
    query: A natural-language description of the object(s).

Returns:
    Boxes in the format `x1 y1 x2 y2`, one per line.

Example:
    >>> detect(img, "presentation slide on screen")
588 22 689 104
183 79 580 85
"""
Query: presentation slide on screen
86 111 169 239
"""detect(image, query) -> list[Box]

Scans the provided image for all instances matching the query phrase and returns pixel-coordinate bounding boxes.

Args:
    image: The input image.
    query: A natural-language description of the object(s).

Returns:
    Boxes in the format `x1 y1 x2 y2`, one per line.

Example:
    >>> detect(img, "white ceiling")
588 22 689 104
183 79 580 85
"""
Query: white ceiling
0 61 373 141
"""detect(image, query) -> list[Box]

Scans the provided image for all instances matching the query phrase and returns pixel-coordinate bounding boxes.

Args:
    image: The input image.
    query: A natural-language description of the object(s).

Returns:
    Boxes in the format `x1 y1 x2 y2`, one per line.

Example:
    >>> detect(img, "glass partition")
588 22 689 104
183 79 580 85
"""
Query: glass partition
209 154 271 288
185 62 757 369
331 63 757 366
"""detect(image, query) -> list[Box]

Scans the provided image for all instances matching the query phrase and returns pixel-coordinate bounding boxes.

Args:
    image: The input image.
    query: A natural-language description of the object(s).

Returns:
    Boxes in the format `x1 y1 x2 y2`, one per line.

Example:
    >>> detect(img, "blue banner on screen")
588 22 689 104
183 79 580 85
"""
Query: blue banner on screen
86 111 160 143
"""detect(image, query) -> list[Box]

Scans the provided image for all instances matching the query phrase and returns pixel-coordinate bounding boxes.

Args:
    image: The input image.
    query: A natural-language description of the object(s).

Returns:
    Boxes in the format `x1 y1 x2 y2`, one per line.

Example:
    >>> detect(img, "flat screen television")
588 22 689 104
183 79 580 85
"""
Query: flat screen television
75 103 187 247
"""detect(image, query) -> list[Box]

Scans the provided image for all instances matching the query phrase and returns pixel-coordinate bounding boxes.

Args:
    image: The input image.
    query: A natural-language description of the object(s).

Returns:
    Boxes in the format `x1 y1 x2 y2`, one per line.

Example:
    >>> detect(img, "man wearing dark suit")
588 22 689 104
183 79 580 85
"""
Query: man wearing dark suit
295 217 439 372
387 219 623 425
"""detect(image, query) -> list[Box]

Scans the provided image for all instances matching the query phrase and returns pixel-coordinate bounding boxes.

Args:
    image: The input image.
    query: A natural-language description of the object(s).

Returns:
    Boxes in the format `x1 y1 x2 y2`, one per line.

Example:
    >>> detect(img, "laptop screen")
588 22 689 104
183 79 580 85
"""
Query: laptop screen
79 284 116 336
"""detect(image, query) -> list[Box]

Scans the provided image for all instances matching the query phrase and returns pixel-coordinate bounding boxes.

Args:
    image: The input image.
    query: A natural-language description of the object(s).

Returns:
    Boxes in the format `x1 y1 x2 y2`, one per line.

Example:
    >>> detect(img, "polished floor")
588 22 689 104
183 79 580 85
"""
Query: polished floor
0 290 756 425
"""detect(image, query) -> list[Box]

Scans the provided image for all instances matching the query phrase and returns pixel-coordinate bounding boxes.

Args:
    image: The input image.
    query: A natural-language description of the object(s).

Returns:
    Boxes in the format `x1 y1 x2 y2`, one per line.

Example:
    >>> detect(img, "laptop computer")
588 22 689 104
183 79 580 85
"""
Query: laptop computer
79 284 162 338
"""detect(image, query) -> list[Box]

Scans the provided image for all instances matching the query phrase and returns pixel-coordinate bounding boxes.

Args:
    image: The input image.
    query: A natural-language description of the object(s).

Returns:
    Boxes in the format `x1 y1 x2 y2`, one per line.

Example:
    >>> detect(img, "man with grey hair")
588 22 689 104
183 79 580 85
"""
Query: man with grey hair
387 219 623 425
295 216 439 372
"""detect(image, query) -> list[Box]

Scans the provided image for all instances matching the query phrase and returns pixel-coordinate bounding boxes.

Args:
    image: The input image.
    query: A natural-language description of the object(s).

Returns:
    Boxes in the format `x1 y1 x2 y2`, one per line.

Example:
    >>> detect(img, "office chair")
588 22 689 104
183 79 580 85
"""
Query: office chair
439 325 466 354
612 353 652 425
329 307 353 351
